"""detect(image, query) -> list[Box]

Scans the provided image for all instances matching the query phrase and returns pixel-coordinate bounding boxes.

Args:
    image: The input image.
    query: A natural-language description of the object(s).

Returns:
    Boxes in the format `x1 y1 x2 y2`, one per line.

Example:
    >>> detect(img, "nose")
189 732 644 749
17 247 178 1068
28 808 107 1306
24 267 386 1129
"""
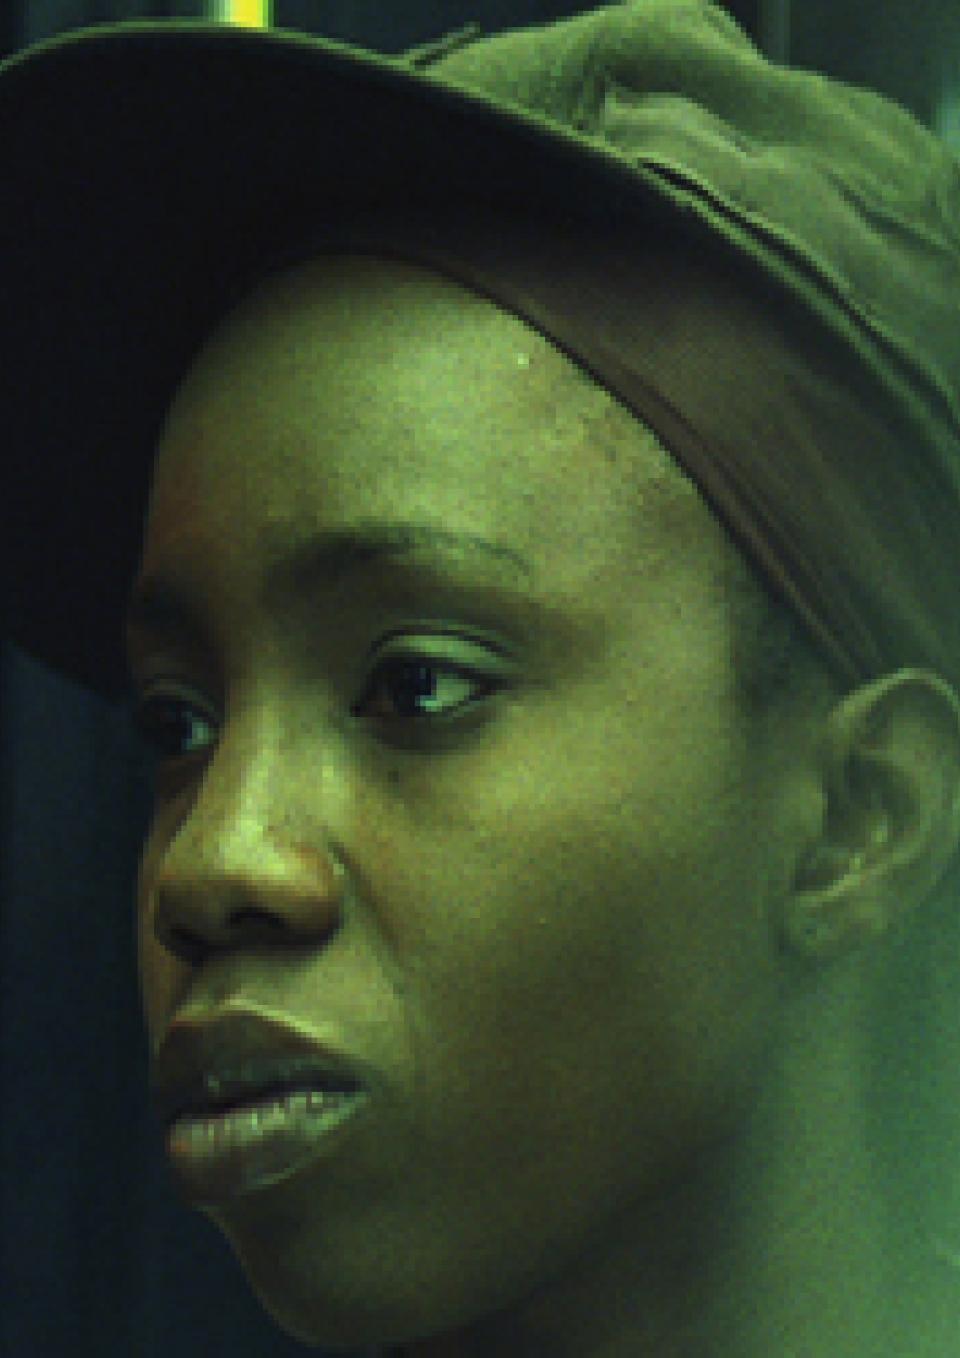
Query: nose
146 818 347 965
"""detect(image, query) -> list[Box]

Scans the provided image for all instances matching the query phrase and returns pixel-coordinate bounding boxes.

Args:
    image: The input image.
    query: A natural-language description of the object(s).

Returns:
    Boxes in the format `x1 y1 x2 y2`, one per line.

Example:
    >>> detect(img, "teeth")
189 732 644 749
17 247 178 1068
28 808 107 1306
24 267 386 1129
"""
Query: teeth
199 1065 354 1115
179 1085 352 1131
196 1081 350 1119
205 1060 352 1093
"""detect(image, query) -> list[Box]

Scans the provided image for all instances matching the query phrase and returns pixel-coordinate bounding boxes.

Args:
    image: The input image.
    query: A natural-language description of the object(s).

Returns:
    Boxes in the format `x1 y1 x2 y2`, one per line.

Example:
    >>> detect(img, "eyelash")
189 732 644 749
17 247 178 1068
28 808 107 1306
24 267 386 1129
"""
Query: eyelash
130 653 503 764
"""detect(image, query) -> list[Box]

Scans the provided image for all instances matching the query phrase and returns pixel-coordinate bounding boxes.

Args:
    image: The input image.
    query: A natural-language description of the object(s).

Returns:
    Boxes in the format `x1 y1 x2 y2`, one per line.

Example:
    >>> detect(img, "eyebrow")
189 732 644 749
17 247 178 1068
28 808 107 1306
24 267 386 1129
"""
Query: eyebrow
125 522 534 646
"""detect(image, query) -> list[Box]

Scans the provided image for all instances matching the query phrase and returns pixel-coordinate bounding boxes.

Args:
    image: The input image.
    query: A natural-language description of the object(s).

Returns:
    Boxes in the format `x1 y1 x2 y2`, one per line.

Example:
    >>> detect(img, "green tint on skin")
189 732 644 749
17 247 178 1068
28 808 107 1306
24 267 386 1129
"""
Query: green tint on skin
130 256 960 1358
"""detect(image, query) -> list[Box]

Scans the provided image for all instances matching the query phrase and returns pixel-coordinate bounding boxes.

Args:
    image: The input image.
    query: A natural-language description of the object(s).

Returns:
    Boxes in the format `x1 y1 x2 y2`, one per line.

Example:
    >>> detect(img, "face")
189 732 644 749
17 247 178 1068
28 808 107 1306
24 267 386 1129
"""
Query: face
130 255 802 1351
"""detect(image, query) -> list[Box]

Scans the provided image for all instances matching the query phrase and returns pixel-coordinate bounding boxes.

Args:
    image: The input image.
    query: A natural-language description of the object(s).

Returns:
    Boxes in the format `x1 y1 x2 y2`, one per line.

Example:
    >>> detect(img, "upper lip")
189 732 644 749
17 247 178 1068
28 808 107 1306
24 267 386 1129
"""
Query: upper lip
150 1007 367 1129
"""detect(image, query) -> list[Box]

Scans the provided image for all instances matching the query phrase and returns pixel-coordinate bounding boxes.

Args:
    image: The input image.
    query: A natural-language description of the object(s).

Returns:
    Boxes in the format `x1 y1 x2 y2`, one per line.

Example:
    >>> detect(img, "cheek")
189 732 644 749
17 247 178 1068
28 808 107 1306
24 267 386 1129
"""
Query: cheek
369 793 777 1350
442 708 775 1138
136 911 163 1047
135 838 180 1047
405 738 773 1169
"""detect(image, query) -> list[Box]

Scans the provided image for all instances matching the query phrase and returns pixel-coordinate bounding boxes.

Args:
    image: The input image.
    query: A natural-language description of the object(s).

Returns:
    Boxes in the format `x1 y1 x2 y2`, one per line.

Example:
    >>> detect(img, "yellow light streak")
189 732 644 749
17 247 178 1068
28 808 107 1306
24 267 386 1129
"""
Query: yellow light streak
213 0 273 28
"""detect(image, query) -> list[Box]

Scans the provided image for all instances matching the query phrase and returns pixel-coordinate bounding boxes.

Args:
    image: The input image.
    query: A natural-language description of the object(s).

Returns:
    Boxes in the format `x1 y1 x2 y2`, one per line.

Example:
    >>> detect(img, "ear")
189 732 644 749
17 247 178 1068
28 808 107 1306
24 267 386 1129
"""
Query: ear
781 668 960 966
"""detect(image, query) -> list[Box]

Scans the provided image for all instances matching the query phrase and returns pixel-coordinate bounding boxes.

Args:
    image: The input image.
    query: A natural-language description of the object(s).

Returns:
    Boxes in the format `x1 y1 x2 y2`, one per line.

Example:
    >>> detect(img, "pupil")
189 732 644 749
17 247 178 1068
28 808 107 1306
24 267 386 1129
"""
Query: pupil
394 662 435 715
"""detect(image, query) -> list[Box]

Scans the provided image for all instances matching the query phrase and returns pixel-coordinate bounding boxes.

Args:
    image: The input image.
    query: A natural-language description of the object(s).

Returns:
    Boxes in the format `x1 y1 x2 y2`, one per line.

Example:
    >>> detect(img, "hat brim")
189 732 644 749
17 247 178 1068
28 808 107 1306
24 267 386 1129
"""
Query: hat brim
0 19 728 703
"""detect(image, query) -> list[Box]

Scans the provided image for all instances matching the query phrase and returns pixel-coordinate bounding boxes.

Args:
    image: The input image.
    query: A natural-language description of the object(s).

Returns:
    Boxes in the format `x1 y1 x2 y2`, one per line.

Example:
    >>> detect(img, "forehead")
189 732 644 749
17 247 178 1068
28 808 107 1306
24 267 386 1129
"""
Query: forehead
139 254 726 617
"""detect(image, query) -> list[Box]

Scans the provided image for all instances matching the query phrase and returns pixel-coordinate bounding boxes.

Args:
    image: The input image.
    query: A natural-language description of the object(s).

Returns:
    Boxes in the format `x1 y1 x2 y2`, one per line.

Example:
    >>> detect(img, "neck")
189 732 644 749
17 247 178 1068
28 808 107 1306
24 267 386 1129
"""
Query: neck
704 952 888 1357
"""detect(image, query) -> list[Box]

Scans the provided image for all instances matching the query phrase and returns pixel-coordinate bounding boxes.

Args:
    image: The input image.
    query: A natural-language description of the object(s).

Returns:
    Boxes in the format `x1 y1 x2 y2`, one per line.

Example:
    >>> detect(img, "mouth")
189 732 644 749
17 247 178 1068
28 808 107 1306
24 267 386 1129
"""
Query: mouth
165 1081 370 1201
168 1057 363 1125
151 1006 369 1132
151 1006 372 1201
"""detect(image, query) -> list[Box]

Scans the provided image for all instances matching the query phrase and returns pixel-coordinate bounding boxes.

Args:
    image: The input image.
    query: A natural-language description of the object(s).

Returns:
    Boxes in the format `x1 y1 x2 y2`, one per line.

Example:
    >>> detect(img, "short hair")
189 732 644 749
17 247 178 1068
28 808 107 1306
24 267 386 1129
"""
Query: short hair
721 488 960 1294
728 554 837 724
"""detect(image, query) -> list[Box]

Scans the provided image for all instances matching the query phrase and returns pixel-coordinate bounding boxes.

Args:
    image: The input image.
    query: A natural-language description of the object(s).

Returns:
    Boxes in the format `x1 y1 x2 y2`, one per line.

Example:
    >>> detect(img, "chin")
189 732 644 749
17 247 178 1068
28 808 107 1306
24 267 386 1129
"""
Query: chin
203 1199 447 1355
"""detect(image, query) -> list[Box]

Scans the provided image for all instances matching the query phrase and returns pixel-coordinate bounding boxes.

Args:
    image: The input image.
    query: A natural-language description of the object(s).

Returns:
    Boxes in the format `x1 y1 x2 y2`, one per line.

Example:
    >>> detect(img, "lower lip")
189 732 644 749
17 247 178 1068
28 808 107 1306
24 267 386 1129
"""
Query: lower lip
165 1086 368 1201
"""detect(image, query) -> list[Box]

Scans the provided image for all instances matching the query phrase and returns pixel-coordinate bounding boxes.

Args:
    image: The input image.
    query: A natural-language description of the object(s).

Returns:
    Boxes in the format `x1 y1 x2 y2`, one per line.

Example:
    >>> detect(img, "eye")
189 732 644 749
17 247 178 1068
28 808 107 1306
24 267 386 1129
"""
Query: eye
129 653 504 765
352 653 502 724
129 691 215 764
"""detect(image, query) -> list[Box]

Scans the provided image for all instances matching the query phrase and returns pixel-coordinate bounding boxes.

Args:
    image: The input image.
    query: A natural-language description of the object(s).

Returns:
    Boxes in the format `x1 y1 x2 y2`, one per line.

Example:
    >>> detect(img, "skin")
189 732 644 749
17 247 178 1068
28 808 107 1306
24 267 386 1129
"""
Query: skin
129 255 960 1357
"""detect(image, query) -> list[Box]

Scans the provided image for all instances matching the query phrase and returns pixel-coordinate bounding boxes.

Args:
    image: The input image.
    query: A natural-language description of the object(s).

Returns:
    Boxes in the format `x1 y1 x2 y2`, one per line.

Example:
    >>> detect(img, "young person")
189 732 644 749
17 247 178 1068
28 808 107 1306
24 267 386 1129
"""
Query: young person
4 4 960 1354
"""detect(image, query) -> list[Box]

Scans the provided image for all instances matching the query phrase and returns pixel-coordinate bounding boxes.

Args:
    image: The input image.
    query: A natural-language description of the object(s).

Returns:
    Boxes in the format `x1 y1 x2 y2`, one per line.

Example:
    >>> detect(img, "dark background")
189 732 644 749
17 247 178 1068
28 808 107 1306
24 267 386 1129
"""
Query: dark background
3 3 960 1355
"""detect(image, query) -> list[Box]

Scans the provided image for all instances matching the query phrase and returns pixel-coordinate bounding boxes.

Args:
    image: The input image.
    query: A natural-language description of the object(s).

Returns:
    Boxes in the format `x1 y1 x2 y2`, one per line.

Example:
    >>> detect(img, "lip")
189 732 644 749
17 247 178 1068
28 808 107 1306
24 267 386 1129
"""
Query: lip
150 1005 370 1131
165 1084 371 1202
